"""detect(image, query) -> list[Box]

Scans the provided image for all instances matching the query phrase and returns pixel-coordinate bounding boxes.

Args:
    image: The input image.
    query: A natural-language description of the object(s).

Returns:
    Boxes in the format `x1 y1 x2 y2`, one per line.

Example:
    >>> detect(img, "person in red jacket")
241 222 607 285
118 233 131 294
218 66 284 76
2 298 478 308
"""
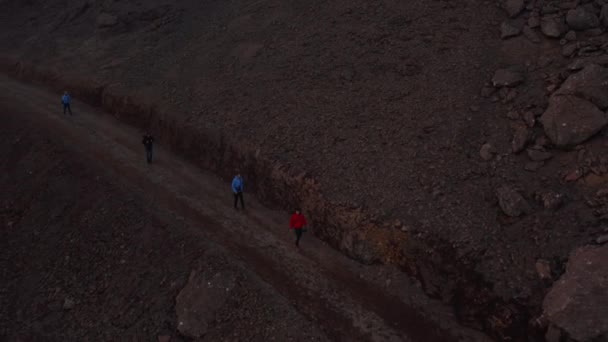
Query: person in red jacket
289 208 307 247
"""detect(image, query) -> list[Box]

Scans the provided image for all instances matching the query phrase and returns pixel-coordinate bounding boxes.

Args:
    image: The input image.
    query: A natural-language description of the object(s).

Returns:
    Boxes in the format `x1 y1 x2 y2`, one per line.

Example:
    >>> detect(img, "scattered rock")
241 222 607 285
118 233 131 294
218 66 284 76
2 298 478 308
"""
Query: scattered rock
528 16 541 28
564 169 583 182
540 95 608 147
480 143 496 161
522 110 536 127
175 270 237 338
501 20 523 39
567 55 608 71
63 297 75 310
527 148 553 161
597 234 608 244
496 185 531 217
566 7 600 31
564 30 577 41
96 13 118 28
541 17 568 38
542 245 608 341
561 42 578 57
525 161 544 171
504 0 525 18
512 124 533 153
555 64 608 110
535 259 552 280
586 27 604 37
523 25 541 43
492 68 524 87
535 191 563 210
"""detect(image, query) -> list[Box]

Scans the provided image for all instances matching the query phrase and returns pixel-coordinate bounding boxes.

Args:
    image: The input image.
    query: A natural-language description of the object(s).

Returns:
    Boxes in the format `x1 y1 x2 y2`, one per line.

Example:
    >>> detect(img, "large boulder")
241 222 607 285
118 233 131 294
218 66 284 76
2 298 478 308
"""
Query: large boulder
540 95 608 147
175 270 237 338
555 64 608 110
542 245 608 341
566 7 600 31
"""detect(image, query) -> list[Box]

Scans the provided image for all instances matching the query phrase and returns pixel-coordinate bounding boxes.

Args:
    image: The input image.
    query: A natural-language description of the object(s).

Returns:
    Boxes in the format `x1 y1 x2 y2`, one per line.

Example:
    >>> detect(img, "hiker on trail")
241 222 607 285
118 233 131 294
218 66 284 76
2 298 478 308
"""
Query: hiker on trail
142 132 154 163
289 208 307 247
61 91 72 115
232 173 245 209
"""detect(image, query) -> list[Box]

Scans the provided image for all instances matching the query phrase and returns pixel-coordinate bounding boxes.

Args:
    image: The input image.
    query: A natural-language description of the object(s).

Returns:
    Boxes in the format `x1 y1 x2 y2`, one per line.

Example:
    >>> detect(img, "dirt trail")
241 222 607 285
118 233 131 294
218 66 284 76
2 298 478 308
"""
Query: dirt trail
0 75 491 341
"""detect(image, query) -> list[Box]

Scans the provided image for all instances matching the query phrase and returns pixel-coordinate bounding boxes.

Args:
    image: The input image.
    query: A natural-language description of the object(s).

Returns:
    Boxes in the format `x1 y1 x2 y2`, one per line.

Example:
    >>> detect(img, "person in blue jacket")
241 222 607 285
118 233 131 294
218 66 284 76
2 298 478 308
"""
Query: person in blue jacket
61 91 73 115
232 173 245 209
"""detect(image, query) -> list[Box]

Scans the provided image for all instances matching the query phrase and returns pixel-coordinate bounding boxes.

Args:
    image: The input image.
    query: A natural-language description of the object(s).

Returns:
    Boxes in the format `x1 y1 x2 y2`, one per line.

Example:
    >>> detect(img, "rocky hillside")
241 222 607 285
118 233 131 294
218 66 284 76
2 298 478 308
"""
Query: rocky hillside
2 0 608 340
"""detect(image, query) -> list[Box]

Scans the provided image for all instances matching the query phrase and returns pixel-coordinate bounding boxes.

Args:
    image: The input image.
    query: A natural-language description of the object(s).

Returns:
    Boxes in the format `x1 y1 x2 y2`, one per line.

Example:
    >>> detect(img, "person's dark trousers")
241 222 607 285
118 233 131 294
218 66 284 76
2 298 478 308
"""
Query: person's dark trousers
145 145 153 163
63 103 72 115
234 191 244 209
294 229 303 247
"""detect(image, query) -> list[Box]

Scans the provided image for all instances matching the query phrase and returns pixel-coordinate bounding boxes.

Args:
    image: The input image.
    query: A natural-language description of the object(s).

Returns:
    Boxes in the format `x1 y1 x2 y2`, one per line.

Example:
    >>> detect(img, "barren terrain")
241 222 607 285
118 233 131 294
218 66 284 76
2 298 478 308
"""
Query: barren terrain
2 0 608 341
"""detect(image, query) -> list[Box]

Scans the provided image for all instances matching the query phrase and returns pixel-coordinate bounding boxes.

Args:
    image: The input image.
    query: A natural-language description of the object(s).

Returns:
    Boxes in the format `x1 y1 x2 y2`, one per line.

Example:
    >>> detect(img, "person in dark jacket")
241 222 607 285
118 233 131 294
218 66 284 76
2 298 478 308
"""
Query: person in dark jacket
142 133 154 163
289 208 307 247
232 173 245 209
62 91 73 115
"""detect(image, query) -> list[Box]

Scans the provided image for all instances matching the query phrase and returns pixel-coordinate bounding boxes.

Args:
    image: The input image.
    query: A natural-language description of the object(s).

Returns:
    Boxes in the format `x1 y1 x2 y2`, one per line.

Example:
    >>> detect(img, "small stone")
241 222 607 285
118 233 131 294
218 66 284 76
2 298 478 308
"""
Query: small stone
501 20 523 39
504 0 525 18
527 148 553 161
562 42 578 57
522 110 536 127
541 17 568 38
512 124 533 153
528 16 541 28
536 191 563 210
525 161 545 171
493 68 524 87
496 185 531 217
535 259 552 280
480 143 497 161
470 105 480 112
597 235 608 244
63 297 75 310
565 169 583 182
565 30 577 41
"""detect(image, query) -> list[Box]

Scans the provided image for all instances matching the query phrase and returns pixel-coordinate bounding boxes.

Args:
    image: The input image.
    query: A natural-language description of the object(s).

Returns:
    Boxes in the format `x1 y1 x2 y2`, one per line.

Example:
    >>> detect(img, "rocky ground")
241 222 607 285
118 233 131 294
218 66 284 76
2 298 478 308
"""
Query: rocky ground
0 106 330 341
2 0 608 340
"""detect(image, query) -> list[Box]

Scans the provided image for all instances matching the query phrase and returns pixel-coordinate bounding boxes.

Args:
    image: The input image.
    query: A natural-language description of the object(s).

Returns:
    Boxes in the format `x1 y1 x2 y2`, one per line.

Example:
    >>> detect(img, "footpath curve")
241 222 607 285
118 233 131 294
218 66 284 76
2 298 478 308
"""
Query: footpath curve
0 74 490 341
